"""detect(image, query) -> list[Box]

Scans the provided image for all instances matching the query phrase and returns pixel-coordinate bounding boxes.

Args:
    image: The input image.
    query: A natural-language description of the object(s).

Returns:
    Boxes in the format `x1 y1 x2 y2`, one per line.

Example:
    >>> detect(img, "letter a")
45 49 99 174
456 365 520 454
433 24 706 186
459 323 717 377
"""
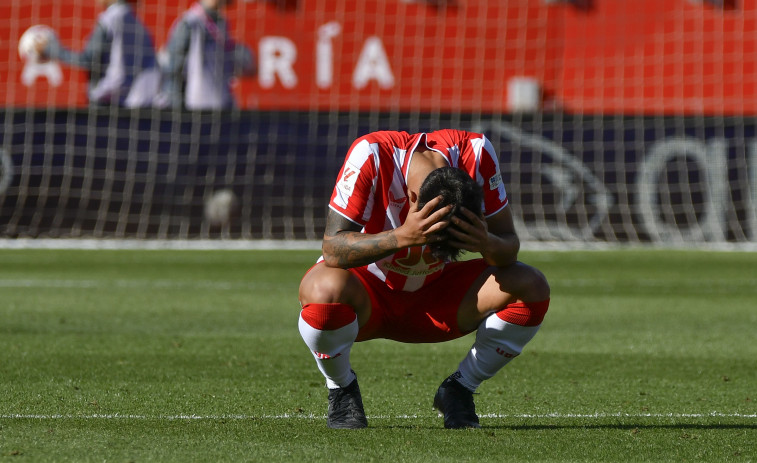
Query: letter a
352 37 394 89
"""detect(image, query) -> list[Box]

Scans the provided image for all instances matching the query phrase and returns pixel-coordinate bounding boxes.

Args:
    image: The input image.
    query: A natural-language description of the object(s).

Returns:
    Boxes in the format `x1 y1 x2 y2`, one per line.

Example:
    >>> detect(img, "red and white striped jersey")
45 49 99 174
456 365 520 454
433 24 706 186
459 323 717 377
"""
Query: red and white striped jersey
327 129 508 292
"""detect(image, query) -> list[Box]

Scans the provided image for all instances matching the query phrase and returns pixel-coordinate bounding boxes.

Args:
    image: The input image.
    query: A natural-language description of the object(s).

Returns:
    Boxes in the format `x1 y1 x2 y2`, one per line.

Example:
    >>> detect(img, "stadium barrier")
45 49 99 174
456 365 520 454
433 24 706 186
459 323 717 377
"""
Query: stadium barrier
1 108 755 244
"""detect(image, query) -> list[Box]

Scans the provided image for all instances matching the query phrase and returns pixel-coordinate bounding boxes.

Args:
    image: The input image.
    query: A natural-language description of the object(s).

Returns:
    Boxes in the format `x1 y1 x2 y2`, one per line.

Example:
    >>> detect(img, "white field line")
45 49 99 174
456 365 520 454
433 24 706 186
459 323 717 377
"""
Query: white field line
0 279 265 290
1 412 755 420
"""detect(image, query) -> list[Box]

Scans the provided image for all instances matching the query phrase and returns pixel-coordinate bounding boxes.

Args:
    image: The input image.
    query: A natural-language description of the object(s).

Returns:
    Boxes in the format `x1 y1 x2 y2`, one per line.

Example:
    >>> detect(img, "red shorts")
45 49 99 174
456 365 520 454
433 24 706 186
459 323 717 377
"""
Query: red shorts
349 259 491 343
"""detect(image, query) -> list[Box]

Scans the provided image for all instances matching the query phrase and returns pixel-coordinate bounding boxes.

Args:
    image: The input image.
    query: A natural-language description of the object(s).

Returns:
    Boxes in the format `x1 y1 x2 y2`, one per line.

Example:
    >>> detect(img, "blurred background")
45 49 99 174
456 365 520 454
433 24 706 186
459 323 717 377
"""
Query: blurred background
1 0 755 246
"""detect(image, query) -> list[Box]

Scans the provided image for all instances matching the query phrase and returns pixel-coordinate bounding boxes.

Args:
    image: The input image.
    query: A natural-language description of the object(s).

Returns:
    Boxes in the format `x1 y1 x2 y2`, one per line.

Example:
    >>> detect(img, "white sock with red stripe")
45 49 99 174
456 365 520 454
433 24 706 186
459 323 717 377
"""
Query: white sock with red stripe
298 303 358 389
455 299 549 392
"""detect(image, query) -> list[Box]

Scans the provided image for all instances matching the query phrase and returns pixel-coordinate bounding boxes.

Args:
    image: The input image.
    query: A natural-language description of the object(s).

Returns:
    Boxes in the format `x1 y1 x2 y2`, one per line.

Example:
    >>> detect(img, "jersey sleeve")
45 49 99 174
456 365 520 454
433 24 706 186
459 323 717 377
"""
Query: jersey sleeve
329 137 379 226
475 135 509 217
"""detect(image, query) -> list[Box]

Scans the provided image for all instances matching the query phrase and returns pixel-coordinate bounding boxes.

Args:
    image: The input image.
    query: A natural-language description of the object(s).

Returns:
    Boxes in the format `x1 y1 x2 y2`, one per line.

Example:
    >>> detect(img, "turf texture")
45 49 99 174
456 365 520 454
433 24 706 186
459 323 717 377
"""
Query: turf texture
0 248 755 462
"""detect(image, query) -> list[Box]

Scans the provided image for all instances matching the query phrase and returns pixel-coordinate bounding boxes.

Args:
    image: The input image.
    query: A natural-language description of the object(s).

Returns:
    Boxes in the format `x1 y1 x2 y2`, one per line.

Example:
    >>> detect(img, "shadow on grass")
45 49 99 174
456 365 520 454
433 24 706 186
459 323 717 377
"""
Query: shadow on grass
367 423 757 431
485 423 757 430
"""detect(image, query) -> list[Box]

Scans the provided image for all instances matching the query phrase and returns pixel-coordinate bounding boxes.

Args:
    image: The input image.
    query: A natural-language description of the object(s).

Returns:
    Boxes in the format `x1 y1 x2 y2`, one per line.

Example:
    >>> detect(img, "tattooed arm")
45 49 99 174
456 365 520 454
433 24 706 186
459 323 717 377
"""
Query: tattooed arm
321 212 399 269
321 195 453 269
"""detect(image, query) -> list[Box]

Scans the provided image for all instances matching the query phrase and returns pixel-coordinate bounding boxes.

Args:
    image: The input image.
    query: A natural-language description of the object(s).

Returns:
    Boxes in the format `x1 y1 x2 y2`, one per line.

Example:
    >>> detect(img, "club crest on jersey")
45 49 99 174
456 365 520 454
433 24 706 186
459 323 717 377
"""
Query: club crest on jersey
382 246 444 276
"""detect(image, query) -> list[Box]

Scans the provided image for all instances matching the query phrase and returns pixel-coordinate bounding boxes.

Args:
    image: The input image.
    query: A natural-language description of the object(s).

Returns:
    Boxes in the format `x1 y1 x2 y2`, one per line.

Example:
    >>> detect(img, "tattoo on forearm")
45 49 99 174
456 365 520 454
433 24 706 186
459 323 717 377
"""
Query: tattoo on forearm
323 210 403 268
325 231 399 268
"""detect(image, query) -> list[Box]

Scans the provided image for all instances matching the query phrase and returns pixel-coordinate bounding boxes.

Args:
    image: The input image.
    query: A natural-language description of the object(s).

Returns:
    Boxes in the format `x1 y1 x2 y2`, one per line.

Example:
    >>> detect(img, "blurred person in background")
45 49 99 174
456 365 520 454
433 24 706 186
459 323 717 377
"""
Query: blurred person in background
35 0 160 107
156 0 256 110
297 129 551 429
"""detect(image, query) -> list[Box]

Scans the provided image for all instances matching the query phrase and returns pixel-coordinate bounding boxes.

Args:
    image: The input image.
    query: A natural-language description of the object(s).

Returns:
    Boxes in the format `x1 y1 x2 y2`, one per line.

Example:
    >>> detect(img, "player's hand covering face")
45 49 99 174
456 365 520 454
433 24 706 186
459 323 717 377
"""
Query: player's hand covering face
417 167 483 261
398 194 453 249
445 208 489 256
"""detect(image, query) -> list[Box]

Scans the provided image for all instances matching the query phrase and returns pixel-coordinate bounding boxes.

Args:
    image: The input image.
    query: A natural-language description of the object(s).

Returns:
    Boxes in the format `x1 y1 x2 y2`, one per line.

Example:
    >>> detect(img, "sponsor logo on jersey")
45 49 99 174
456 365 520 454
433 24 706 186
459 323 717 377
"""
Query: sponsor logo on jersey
388 189 407 208
488 172 503 190
382 261 443 276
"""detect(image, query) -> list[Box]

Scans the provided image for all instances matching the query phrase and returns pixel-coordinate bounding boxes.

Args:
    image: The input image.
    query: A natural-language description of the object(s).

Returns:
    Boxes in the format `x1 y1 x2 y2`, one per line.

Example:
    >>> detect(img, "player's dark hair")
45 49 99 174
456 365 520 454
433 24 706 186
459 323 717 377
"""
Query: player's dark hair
417 166 483 262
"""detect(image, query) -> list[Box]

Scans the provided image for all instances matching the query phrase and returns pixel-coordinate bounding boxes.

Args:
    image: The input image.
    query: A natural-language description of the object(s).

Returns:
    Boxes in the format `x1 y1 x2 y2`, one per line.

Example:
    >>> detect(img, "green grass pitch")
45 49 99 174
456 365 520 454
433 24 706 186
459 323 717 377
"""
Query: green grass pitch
1 248 755 462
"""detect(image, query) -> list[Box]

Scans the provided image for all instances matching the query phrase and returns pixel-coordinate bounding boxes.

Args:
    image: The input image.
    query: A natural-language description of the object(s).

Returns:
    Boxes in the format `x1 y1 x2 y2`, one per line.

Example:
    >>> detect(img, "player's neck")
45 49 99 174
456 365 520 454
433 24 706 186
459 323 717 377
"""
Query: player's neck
407 149 447 194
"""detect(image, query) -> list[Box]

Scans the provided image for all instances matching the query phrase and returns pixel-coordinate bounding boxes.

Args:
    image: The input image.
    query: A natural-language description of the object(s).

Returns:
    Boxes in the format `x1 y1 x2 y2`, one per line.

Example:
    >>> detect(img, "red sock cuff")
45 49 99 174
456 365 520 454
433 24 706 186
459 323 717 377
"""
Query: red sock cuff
300 303 357 330
496 299 550 327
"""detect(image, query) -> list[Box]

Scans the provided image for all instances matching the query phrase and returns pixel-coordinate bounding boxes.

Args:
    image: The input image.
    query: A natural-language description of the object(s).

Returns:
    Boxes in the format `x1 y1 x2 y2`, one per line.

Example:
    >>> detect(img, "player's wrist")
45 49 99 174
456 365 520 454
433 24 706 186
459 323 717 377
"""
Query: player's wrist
481 232 519 266
388 227 412 250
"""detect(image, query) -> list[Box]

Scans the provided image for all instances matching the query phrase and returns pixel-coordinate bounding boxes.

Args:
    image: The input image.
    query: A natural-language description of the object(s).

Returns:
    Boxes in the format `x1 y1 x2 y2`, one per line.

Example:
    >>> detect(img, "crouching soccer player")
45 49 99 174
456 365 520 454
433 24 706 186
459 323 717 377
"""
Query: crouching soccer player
298 129 550 429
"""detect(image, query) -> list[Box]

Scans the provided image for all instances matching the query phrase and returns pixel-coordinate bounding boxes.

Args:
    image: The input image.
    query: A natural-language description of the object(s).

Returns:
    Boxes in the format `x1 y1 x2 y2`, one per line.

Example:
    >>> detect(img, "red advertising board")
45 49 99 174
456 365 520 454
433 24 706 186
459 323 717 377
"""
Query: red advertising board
1 0 755 114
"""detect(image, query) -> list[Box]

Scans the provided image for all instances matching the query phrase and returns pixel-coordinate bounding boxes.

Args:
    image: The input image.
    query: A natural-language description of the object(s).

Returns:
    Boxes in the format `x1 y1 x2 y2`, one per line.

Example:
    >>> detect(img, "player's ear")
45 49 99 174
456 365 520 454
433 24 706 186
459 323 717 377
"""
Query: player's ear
407 190 421 212
408 190 418 205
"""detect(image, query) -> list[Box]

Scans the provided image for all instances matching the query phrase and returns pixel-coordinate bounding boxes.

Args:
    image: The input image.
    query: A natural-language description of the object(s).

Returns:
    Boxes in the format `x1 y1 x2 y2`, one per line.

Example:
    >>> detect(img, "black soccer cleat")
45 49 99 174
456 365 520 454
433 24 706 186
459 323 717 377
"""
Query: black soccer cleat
433 373 481 429
327 374 368 429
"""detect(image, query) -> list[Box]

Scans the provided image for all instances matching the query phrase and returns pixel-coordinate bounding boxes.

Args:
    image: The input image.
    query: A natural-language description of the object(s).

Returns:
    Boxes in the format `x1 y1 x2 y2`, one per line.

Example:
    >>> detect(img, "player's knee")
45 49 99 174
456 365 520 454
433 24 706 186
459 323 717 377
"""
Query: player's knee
300 267 367 307
301 276 347 304
496 263 550 301
525 267 550 301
